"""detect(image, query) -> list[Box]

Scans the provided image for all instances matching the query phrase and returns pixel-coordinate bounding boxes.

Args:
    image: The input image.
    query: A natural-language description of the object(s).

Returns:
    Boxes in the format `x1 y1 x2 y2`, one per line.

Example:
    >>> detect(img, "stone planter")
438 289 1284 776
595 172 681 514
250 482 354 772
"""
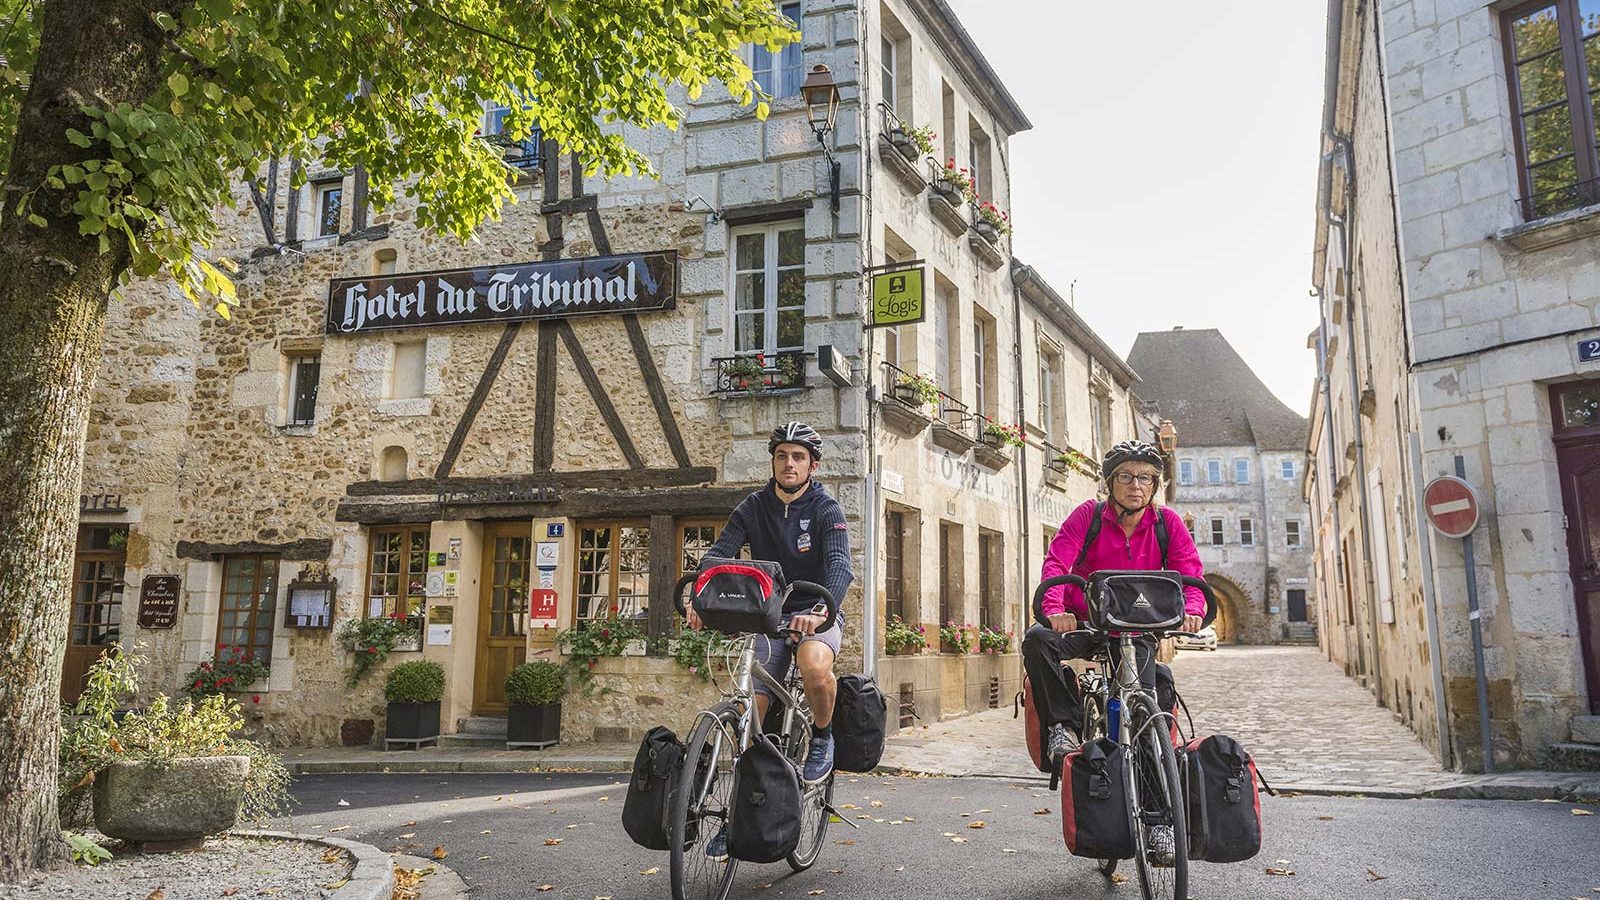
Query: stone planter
927 186 969 236
973 220 1001 243
508 701 562 749
886 127 918 161
94 755 249 850
886 642 924 657
974 442 1012 470
930 420 978 455
879 396 932 437
384 700 441 749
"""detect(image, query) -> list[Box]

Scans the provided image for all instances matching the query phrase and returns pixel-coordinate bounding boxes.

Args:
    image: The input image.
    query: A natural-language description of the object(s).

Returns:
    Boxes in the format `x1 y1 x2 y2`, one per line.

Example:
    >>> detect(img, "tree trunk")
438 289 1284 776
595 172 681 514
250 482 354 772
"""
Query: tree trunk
0 0 185 880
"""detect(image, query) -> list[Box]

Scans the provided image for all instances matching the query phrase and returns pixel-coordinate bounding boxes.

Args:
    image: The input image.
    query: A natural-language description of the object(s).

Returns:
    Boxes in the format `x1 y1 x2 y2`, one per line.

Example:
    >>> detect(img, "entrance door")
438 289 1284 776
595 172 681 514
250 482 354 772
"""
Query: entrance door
474 523 531 715
1287 589 1308 622
1552 382 1600 714
62 525 127 704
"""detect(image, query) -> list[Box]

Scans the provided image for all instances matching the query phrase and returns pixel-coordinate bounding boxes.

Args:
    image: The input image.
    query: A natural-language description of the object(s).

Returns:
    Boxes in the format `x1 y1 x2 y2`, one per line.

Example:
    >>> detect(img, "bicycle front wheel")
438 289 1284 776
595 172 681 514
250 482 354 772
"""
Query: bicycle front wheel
1125 698 1188 900
670 703 741 900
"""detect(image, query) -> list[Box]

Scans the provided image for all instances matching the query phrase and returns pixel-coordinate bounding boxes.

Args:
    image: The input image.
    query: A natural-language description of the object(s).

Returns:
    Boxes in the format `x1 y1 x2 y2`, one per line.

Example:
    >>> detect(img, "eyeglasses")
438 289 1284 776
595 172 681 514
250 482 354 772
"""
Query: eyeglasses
1113 472 1159 487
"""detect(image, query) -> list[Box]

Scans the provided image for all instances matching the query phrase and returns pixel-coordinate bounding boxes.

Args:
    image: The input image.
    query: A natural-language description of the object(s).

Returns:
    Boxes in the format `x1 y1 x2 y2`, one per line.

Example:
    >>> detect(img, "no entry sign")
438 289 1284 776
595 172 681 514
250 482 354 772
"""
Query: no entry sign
1424 475 1480 538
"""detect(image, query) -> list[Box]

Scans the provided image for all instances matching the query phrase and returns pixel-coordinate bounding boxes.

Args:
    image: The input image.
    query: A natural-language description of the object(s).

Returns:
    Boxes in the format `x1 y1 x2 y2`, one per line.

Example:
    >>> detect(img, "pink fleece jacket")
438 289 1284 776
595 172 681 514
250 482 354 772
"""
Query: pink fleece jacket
1040 500 1207 619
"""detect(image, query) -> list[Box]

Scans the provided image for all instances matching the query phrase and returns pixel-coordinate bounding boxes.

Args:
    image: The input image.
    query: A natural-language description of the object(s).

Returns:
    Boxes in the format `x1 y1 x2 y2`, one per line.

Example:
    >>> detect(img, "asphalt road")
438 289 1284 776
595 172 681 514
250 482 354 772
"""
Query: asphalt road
274 773 1600 900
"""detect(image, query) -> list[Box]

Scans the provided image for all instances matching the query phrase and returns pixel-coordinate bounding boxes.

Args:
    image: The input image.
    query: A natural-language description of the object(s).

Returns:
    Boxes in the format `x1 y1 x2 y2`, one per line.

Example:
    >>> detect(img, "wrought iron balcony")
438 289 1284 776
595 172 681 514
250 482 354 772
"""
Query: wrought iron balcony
479 126 543 174
712 351 810 395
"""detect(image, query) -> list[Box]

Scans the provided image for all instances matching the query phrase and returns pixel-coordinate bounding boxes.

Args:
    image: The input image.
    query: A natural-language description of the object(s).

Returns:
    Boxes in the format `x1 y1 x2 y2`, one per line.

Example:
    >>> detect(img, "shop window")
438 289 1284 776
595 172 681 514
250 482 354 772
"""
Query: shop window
576 522 651 626
217 554 279 663
366 526 430 623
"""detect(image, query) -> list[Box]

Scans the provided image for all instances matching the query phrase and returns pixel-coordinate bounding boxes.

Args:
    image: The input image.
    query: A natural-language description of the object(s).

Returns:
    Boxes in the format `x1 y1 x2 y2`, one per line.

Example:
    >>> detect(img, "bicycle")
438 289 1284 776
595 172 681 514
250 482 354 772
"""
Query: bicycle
666 573 852 900
1032 570 1218 900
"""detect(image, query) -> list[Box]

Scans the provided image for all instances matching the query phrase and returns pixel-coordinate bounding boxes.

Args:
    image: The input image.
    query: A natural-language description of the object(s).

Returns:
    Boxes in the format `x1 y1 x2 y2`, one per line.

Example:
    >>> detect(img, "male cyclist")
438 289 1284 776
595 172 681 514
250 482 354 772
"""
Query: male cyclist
686 421 854 791
1023 440 1205 864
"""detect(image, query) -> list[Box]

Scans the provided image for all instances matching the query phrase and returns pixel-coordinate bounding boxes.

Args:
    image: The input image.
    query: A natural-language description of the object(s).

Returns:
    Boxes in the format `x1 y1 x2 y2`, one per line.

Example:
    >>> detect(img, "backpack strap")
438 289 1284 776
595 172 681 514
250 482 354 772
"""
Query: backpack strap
1155 506 1170 569
1074 502 1105 569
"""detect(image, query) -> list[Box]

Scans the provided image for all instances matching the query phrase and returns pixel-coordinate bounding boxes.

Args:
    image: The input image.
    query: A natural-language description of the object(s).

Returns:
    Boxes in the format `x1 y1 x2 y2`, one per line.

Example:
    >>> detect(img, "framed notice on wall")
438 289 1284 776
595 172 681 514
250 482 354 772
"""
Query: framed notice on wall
285 579 336 630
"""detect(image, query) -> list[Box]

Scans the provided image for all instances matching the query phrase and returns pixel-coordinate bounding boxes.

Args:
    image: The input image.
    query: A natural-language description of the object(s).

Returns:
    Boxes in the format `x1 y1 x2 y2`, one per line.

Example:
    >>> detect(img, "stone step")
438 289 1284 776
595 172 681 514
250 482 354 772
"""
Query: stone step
1547 742 1600 772
438 732 507 749
1571 715 1600 746
458 716 509 736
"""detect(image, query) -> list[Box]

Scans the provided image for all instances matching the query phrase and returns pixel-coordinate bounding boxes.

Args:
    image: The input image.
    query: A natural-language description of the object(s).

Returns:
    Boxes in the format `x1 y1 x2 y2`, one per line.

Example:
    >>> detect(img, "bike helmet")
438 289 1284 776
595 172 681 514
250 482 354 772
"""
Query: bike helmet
769 421 824 460
1101 439 1165 481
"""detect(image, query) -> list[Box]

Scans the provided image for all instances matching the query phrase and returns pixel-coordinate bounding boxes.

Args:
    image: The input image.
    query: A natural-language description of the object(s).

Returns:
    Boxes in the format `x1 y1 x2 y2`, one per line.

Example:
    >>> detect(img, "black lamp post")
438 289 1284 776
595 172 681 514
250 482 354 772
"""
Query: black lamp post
801 64 843 213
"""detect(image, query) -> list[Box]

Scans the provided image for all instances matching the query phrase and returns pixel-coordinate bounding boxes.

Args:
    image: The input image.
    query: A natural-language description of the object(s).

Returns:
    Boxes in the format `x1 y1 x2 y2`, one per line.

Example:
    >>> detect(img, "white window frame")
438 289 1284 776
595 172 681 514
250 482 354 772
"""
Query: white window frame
1280 458 1296 480
974 319 988 417
1286 520 1302 549
1038 340 1062 439
313 181 342 238
729 222 806 357
1234 458 1250 484
1178 459 1195 485
1240 517 1254 547
1206 458 1223 484
880 34 897 114
751 1 804 98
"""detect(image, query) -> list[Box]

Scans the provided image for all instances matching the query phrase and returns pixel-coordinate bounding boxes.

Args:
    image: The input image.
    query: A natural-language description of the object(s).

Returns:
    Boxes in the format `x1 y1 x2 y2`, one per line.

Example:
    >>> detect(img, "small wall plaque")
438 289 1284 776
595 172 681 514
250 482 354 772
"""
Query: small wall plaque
285 578 336 629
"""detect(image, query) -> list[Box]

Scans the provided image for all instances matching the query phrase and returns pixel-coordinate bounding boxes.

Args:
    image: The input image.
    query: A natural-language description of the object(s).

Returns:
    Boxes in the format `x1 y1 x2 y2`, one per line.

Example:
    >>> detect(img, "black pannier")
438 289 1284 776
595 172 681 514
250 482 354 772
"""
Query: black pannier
1182 734 1265 863
1060 737 1134 859
622 725 688 851
691 556 786 635
833 674 888 772
1086 570 1187 632
727 731 802 863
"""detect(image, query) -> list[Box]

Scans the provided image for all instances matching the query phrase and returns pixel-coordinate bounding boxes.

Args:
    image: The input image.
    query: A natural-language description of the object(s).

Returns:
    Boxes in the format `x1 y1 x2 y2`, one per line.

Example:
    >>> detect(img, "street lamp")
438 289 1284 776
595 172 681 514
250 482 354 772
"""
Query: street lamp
1157 419 1178 453
800 64 842 213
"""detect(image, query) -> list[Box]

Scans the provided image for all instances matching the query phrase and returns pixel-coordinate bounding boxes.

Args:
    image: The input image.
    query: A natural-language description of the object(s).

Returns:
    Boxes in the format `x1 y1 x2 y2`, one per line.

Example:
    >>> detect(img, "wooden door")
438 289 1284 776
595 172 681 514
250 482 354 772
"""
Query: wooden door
474 523 531 715
62 525 127 704
1287 589 1308 622
1552 382 1600 714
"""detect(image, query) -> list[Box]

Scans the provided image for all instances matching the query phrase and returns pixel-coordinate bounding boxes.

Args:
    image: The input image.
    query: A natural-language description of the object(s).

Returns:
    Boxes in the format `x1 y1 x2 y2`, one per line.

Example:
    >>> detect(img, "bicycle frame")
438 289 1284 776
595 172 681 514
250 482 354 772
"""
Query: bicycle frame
687 634 809 811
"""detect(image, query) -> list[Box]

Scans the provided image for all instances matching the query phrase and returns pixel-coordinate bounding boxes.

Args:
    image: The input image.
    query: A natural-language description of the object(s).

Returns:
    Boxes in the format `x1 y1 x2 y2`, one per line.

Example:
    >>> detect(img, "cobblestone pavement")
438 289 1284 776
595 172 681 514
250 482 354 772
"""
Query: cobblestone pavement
881 644 1458 791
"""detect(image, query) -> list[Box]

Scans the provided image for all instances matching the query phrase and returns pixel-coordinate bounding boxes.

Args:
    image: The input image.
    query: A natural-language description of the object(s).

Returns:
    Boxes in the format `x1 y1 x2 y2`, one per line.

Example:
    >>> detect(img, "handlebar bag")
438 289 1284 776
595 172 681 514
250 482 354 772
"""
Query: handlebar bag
692 556 785 635
1087 570 1186 632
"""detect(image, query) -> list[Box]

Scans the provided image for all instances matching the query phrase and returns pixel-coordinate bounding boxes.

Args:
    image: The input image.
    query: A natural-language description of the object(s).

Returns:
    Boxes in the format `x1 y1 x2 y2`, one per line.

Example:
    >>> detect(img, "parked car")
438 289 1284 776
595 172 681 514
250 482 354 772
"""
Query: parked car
1174 625 1218 652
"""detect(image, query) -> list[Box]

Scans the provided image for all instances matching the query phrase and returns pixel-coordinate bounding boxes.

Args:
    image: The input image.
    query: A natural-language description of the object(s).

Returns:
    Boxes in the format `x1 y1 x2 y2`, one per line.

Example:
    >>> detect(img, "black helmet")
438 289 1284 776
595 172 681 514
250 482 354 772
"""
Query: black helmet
1101 439 1164 481
769 421 824 460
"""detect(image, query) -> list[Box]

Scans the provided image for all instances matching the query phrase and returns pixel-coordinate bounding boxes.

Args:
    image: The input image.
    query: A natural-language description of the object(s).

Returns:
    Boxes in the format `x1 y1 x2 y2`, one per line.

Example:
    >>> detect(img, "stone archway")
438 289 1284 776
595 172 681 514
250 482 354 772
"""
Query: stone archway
1203 573 1250 644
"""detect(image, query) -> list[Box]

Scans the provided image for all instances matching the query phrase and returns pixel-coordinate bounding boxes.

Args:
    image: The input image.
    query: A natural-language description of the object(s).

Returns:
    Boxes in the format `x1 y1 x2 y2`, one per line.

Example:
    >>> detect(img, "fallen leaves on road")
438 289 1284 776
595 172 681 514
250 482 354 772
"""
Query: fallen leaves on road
393 869 427 900
1266 867 1296 876
480 829 493 834
869 800 884 808
1110 873 1128 885
544 838 564 846
337 799 350 807
1001 848 1017 854
967 821 986 829
477 855 491 861
807 890 825 895
840 803 859 809
641 867 659 876
402 820 416 827
598 796 610 802
144 891 163 900
222 890 238 897
566 824 579 829
398 832 416 839
833 839 856 845
1574 809 1595 816
1033 808 1050 815
536 886 554 893
1366 869 1388 881
321 848 342 864
328 826 351 833
950 837 969 843
1315 816 1335 821
431 846 448 860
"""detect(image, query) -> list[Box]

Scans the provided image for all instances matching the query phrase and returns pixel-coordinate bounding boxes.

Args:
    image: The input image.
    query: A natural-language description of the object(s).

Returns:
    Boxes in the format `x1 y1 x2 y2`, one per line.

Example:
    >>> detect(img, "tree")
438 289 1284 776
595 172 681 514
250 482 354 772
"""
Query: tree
0 0 794 879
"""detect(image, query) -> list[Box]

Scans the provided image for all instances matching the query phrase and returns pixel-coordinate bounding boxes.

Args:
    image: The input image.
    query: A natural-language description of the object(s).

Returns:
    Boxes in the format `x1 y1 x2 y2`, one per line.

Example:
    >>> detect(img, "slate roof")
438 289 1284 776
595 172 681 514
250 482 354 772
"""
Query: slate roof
1127 328 1309 451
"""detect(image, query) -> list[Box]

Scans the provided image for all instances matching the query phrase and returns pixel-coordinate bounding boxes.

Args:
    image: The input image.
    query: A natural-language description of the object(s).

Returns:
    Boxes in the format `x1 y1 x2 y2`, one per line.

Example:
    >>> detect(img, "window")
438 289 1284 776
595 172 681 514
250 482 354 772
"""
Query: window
679 520 725 574
752 2 803 98
217 554 278 663
1286 520 1302 548
732 223 805 356
314 181 342 238
1091 393 1112 454
1039 342 1063 439
485 530 531 639
1206 459 1223 484
885 510 905 622
366 527 430 621
935 282 958 400
974 314 998 418
881 35 898 113
1210 517 1225 546
287 355 320 426
1281 458 1296 480
939 522 961 625
1178 459 1195 486
1240 518 1254 547
576 523 651 625
979 530 1003 632
71 526 126 649
1502 0 1600 218
941 81 956 161
390 341 427 400
968 120 991 199
1234 458 1250 484
884 325 901 370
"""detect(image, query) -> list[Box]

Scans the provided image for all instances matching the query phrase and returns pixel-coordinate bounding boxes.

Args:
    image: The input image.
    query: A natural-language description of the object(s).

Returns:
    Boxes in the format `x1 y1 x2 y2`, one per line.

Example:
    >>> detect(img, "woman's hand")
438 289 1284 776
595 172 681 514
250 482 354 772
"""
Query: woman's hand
1048 613 1078 634
1180 615 1203 634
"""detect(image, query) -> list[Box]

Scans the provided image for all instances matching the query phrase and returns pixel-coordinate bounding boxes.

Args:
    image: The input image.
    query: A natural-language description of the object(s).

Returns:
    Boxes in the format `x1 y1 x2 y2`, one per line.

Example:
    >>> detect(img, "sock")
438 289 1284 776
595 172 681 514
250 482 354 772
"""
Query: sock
814 723 832 739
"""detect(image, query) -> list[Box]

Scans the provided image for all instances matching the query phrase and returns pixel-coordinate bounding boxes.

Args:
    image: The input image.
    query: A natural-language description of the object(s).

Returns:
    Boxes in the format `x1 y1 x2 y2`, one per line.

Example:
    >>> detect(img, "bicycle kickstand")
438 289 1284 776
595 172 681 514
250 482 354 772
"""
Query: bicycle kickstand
822 802 862 829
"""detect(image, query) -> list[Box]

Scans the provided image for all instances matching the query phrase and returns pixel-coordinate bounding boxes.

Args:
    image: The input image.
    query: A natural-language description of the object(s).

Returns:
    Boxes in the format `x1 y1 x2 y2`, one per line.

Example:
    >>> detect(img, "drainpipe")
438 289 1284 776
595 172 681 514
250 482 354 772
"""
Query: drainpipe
1315 303 1344 663
1010 262 1035 640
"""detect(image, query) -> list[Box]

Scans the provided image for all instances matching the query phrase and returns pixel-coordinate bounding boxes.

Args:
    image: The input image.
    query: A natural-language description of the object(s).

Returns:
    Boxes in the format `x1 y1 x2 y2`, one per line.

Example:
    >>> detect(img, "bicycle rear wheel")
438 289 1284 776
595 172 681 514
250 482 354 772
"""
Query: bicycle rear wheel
779 710 833 871
669 704 741 900
1125 697 1188 900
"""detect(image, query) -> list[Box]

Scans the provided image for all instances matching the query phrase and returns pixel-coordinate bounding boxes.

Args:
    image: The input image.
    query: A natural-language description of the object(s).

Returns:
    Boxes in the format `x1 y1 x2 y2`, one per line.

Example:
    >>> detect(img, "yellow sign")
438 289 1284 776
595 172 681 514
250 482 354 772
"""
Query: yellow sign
870 267 925 328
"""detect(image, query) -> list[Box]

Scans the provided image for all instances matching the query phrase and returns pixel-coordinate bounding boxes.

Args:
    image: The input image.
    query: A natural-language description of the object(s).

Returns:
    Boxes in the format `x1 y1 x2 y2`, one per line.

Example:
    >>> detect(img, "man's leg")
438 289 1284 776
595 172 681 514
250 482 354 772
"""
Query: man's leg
796 640 837 728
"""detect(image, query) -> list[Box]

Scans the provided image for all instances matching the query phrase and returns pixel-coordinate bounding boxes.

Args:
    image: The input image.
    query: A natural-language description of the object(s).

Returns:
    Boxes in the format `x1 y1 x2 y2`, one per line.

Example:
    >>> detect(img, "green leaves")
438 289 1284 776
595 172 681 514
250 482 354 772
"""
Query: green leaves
166 71 188 97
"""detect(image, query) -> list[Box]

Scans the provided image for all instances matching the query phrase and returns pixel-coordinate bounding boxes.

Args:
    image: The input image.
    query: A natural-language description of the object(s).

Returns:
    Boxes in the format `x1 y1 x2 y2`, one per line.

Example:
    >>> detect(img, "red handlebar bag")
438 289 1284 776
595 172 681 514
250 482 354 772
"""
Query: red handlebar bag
692 556 785 635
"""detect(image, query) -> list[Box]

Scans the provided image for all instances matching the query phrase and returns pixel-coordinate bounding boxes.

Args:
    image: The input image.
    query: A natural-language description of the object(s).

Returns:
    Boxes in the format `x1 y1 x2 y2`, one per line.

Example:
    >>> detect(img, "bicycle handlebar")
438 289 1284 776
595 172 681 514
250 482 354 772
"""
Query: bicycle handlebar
673 570 839 638
1030 572 1218 634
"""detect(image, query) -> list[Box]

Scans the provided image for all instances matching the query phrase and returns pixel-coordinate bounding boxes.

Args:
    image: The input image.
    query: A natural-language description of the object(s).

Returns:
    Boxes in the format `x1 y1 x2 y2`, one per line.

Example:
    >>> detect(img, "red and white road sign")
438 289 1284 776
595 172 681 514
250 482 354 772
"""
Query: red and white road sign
1423 475 1480 538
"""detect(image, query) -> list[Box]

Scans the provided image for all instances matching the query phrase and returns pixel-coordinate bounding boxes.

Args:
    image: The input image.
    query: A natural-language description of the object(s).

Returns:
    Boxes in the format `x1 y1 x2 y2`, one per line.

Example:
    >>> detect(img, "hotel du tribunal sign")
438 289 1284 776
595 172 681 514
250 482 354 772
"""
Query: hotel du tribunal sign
325 250 678 335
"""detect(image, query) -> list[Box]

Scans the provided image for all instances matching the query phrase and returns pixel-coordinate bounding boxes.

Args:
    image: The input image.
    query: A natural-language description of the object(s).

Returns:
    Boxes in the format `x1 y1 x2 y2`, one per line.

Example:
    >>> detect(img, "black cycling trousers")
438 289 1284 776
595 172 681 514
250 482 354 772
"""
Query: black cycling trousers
1022 624 1175 734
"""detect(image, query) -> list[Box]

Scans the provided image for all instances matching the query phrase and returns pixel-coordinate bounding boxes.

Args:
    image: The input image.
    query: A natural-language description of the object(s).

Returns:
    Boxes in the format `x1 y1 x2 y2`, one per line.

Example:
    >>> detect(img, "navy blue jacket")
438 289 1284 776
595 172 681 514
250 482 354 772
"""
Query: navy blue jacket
705 479 854 616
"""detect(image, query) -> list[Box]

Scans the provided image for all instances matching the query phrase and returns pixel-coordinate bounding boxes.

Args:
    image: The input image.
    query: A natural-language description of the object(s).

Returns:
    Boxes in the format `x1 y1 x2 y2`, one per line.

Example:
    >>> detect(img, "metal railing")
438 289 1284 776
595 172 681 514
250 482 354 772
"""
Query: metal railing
712 350 810 394
880 360 976 432
1518 174 1600 222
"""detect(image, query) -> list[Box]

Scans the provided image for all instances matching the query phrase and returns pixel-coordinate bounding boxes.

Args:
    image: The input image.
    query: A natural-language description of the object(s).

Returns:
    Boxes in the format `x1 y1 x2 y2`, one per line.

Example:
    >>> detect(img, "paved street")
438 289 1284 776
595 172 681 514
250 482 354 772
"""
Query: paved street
883 646 1455 791
275 772 1600 899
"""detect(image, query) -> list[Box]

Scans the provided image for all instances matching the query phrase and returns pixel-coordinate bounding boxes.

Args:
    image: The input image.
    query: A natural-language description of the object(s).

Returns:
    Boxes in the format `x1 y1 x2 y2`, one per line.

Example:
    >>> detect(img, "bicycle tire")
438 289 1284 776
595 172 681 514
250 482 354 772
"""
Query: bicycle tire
670 703 742 900
775 701 833 871
1125 696 1188 900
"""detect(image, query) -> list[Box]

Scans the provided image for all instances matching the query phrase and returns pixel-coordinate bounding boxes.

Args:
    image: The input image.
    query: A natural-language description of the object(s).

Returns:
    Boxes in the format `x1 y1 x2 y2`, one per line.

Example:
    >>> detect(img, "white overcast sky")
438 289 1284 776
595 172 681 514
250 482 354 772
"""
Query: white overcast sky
944 0 1328 414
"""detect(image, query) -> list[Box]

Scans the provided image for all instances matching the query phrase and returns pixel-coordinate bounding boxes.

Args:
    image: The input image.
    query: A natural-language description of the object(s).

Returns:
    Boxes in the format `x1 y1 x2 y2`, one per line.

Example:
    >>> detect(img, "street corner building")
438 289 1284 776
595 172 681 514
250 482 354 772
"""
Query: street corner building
1128 328 1316 647
1307 0 1600 771
68 0 1156 748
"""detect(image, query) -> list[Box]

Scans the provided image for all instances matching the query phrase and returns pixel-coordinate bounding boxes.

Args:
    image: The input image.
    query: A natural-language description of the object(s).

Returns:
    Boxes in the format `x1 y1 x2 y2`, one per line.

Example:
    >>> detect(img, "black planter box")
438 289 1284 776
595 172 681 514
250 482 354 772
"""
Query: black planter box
384 700 440 749
508 702 562 749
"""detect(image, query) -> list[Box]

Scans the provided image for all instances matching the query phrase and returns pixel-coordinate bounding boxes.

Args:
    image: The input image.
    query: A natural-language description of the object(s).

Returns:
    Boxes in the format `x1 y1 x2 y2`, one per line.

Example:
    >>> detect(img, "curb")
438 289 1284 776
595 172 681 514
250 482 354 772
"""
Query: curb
236 830 393 900
285 757 633 775
392 853 470 900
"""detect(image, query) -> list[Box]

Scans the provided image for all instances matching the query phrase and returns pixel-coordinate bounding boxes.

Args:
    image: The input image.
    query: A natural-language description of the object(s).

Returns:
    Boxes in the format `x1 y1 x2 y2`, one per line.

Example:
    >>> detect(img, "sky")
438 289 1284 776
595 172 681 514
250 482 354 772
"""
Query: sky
943 0 1329 415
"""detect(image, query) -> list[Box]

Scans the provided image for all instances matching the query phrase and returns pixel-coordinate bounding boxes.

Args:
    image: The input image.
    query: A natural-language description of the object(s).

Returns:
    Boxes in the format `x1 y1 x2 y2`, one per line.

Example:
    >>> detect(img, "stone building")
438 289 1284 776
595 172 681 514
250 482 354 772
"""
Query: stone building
66 0 1151 746
1126 329 1314 646
1306 0 1600 770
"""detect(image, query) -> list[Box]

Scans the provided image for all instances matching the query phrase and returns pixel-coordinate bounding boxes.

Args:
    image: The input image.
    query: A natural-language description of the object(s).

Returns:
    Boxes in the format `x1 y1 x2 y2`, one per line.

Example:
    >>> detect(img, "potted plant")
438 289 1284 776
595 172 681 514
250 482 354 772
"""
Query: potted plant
973 201 1012 242
908 124 937 157
555 616 646 692
384 659 445 748
884 615 928 656
977 627 1014 655
669 620 733 680
772 353 803 389
505 660 565 748
723 355 766 391
887 121 915 157
939 621 975 654
981 420 1024 449
893 372 940 408
933 158 973 205
336 612 422 685
180 644 270 699
60 647 291 851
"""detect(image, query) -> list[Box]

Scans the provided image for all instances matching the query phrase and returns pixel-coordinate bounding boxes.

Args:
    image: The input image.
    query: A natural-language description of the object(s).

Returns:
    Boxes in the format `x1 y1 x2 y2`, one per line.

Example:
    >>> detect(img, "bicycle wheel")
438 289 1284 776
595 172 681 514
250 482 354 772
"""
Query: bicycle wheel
1125 696 1188 900
670 703 741 900
778 708 833 871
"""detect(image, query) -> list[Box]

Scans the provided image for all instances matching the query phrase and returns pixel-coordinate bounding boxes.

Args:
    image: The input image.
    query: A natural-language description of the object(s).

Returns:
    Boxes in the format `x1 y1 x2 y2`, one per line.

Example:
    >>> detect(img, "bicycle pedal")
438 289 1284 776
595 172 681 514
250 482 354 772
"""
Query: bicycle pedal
822 803 861 829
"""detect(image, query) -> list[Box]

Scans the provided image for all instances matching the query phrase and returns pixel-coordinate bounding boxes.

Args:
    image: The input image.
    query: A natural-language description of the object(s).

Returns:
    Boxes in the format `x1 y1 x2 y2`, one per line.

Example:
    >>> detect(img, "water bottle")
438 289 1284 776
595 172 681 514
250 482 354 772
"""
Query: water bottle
1106 697 1122 741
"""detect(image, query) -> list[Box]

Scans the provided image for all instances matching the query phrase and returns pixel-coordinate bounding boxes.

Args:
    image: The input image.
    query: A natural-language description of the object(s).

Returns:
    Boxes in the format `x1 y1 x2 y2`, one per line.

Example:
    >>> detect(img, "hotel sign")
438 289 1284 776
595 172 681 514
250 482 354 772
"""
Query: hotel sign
326 250 678 335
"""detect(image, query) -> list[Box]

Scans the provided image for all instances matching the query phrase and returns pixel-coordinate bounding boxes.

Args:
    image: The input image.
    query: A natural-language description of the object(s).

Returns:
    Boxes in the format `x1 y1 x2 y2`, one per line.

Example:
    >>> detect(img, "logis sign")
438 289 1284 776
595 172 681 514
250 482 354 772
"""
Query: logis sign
326 250 678 335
